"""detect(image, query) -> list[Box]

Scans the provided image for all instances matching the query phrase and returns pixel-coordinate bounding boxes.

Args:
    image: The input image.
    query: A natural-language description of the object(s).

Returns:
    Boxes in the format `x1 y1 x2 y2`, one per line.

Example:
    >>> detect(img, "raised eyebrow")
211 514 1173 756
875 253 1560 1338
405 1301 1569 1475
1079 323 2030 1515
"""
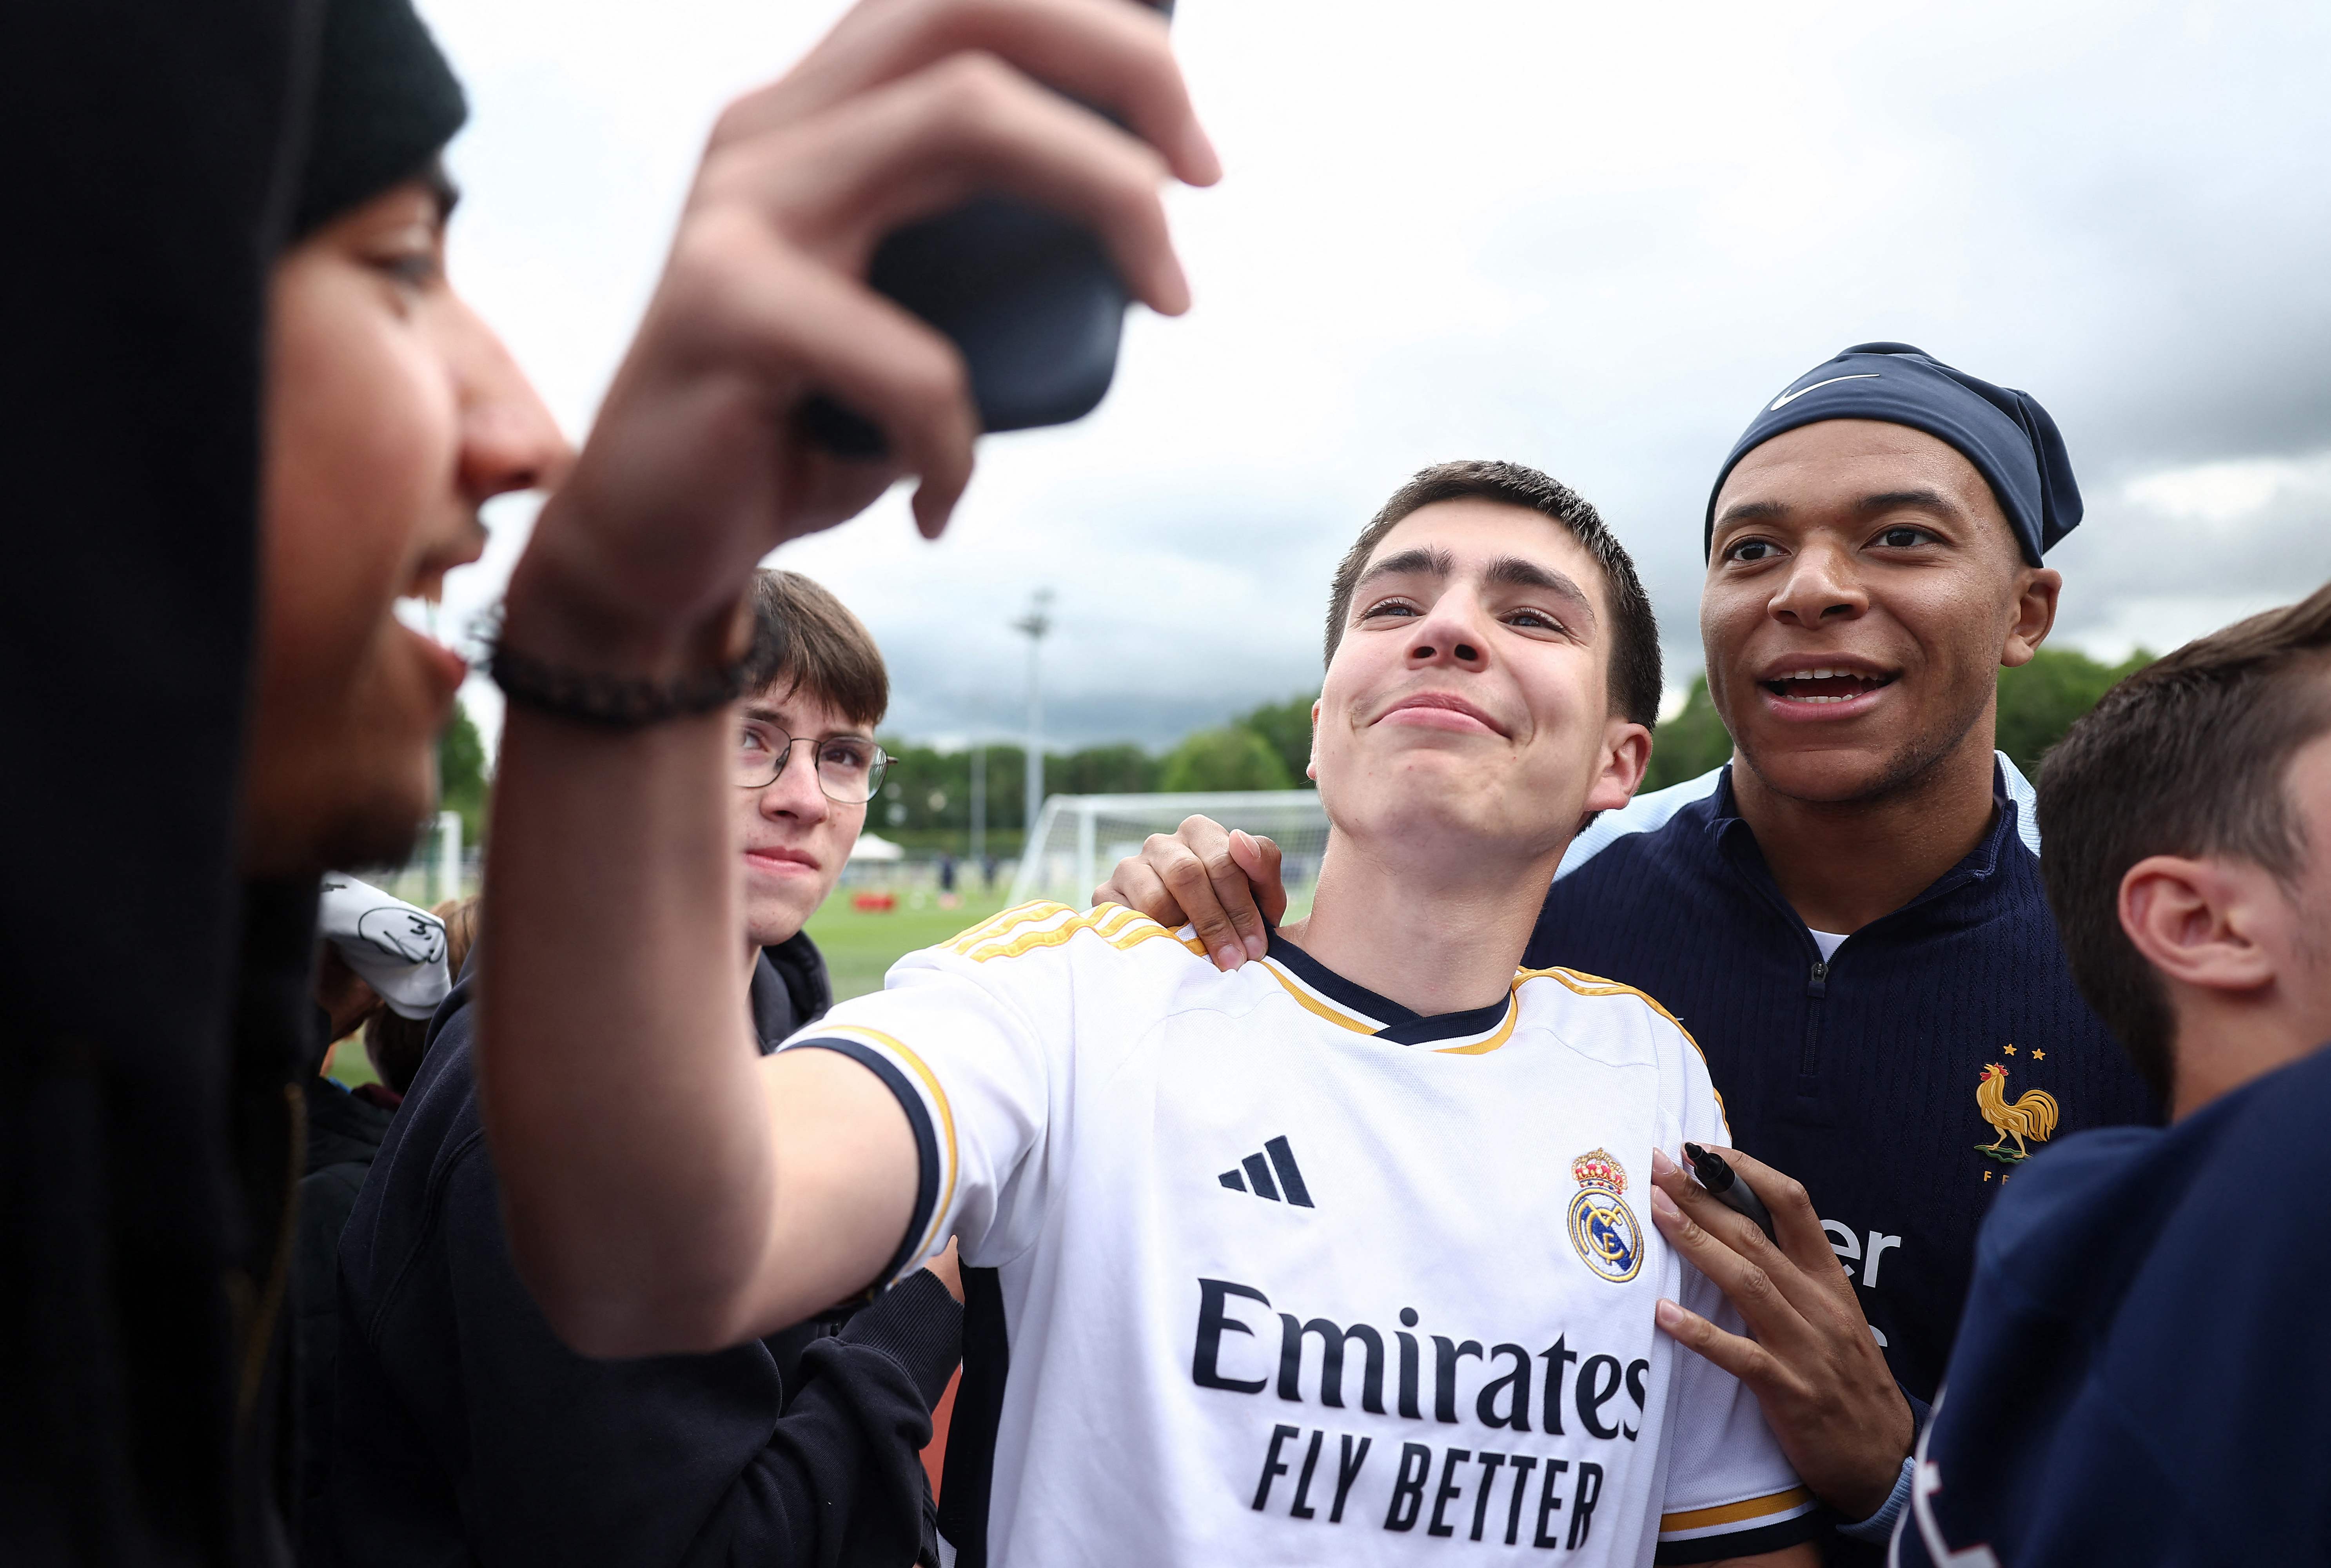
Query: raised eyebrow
1481 557 1597 631
1857 488 1958 517
1712 498 1788 532
741 708 876 745
1354 545 1456 592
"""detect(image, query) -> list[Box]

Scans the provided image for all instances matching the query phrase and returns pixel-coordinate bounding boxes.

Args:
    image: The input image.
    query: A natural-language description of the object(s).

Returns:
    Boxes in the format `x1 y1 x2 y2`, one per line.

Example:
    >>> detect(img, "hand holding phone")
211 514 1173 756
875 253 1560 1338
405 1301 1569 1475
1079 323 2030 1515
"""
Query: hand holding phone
799 0 1181 456
513 0 1217 665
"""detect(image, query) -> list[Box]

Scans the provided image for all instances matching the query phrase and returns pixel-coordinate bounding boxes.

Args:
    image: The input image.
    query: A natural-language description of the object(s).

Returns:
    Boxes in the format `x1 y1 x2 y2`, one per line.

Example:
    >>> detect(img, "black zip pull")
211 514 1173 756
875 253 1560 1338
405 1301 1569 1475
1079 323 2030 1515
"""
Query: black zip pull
1807 959 1829 998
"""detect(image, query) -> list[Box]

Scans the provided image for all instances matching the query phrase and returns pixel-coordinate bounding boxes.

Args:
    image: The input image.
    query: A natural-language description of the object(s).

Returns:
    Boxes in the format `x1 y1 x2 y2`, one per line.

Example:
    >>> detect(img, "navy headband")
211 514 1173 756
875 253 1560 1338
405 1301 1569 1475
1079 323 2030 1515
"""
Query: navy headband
1704 342 2081 568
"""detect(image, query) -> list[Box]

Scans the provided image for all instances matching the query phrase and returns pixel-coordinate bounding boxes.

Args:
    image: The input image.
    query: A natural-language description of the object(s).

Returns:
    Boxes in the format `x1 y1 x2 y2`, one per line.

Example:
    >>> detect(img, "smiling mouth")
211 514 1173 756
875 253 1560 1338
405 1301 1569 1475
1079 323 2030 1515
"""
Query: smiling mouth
1381 693 1506 736
1762 668 1897 705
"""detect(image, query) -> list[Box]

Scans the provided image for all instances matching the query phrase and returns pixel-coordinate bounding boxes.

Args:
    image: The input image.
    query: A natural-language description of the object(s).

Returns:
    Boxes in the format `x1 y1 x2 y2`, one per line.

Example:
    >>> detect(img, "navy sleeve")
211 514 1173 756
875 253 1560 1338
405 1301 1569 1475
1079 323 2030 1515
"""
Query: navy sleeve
786 1036 942 1290
425 1142 959 1568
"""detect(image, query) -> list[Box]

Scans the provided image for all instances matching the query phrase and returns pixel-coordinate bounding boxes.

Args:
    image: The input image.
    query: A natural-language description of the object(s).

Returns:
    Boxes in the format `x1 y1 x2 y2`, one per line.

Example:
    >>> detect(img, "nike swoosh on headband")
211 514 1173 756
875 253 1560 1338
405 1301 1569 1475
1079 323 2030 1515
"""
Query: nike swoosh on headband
1769 372 1881 411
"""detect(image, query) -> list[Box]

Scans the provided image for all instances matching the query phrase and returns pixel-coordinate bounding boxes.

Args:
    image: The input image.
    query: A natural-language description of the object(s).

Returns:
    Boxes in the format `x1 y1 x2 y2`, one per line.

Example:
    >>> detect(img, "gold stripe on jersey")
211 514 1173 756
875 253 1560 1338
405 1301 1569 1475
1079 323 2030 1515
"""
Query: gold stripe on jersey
814 1023 960 1265
1431 996 1520 1055
1516 965 1729 1129
942 899 1069 956
959 904 1139 964
1524 966 1702 1050
1111 921 1211 959
952 902 1211 967
1259 958 1523 1053
1657 1486 1816 1537
1255 957 1383 1035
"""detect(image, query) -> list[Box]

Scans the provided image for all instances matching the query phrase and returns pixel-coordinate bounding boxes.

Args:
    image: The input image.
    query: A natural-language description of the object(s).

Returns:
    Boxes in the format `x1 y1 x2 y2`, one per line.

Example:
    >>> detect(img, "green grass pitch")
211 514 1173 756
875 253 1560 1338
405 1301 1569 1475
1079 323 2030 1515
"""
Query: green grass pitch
805 888 1020 1001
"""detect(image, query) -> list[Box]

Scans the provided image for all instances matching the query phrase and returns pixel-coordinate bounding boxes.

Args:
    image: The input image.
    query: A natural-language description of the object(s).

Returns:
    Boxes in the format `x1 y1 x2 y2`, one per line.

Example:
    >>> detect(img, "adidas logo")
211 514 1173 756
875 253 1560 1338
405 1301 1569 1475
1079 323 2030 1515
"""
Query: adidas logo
1218 1135 1315 1208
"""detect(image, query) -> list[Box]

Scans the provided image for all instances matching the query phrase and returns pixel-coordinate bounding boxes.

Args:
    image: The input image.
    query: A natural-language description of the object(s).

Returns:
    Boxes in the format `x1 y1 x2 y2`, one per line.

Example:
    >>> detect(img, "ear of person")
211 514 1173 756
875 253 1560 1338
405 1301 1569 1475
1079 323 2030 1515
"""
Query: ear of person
2119 855 2275 993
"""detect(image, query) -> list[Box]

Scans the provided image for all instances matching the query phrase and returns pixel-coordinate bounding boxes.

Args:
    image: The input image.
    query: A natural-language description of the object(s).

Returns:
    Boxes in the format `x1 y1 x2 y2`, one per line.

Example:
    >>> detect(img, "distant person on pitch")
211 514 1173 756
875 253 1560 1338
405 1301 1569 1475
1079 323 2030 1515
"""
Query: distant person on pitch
1896 583 2331 1565
1102 345 2159 1557
482 459 1824 1566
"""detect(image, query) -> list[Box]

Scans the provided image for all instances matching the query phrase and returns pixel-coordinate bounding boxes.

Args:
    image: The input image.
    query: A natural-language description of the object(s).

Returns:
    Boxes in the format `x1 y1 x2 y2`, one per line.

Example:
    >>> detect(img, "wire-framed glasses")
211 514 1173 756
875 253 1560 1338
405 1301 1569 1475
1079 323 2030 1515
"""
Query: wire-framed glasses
733 721 890 804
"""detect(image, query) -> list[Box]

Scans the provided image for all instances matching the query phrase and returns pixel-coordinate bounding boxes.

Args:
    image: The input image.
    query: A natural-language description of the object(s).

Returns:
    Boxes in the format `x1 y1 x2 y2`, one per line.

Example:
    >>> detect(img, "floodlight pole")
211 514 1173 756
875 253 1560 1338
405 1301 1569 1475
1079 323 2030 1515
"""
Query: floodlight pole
968 743 986 864
1011 589 1053 851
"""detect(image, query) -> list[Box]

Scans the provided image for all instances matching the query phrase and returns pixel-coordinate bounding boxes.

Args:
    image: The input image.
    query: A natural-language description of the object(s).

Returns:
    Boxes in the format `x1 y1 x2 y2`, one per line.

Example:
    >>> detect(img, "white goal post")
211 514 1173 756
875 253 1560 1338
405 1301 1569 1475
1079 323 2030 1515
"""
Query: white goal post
1010 790 1333 910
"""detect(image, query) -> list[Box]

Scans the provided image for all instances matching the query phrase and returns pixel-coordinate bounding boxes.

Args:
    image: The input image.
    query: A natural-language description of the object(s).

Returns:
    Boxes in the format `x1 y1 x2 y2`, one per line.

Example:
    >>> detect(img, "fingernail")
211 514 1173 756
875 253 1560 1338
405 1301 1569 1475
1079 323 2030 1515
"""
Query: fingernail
1244 932 1266 959
1214 945 1242 971
1650 1185 1680 1220
1156 258 1193 316
1650 1147 1678 1178
1655 1299 1682 1330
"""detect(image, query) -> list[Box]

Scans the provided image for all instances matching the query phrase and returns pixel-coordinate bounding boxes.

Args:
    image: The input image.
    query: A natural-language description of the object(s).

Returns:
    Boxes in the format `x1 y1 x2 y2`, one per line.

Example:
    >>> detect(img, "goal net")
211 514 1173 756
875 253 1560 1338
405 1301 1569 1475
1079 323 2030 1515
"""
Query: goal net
1010 790 1333 913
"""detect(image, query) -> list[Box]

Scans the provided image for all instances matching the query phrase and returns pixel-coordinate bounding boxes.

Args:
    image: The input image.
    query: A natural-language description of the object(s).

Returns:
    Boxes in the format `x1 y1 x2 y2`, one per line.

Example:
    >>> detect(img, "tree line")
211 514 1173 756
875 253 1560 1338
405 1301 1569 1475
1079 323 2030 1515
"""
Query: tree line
1643 645 2156 792
435 646 2152 857
868 692 1319 851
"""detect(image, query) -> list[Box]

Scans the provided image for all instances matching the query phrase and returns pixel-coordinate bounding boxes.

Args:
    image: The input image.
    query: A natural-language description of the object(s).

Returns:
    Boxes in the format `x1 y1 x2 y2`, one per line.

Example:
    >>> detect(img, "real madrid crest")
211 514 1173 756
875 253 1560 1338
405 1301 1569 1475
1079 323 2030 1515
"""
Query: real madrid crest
1566 1148 1643 1284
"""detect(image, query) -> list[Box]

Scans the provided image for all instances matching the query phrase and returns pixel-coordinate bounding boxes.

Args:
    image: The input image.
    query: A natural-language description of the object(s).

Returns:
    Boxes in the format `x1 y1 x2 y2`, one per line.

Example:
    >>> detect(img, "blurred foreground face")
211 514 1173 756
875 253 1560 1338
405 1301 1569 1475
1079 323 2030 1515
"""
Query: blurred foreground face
242 178 569 876
1311 499 1641 861
732 689 871 949
1701 419 2042 806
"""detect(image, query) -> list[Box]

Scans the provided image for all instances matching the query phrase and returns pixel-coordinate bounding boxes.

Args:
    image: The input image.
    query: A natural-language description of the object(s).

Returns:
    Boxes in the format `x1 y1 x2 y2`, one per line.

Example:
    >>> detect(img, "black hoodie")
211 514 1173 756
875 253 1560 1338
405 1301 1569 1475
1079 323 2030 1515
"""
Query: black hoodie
329 933 962 1567
0 0 307 1557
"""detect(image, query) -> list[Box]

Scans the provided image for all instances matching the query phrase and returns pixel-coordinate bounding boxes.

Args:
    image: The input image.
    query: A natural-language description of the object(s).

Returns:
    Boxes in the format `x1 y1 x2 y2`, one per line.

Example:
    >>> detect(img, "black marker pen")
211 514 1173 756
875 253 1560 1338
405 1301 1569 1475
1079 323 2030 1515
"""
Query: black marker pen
1683 1142 1776 1242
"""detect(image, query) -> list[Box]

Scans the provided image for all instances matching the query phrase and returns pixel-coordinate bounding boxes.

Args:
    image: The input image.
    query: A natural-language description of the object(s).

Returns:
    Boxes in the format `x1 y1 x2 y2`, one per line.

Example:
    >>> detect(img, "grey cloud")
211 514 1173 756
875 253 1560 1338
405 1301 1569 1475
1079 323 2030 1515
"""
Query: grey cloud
2050 465 2331 655
422 0 2331 745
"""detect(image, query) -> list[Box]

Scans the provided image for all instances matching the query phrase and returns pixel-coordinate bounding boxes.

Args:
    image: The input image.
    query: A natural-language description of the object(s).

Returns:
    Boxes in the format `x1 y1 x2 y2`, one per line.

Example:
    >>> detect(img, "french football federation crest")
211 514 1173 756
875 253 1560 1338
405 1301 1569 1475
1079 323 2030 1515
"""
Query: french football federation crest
1565 1148 1643 1283
1973 1061 2059 1165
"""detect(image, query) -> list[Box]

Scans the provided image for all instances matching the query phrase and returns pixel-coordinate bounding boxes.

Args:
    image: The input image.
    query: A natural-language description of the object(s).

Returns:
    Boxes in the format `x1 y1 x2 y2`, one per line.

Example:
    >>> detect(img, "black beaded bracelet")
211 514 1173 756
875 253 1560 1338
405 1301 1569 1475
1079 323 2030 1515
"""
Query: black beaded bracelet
485 630 755 730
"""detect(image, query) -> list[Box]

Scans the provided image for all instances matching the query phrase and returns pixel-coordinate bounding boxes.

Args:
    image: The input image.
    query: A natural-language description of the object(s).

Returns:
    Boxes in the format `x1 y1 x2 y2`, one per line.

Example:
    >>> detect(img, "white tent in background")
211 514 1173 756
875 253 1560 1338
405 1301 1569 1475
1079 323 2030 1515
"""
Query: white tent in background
848 832 905 862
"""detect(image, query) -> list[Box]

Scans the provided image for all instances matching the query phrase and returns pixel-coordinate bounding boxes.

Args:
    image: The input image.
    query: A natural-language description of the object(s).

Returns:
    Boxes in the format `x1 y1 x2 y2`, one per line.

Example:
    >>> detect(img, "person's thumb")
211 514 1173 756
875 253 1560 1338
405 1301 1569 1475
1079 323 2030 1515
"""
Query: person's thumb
1229 830 1288 923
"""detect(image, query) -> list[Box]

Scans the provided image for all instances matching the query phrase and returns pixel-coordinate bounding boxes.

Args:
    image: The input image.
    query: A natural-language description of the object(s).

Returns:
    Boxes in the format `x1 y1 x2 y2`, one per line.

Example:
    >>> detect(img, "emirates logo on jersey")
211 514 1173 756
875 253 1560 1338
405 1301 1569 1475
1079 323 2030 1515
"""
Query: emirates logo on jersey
1565 1150 1643 1285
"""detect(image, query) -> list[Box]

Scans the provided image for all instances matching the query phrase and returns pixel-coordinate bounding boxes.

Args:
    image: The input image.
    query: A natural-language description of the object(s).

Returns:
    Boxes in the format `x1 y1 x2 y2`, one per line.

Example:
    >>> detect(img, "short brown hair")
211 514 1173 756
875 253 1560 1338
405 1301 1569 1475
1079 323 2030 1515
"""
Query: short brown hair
1323 461 1663 728
2038 583 2331 1100
746 569 888 726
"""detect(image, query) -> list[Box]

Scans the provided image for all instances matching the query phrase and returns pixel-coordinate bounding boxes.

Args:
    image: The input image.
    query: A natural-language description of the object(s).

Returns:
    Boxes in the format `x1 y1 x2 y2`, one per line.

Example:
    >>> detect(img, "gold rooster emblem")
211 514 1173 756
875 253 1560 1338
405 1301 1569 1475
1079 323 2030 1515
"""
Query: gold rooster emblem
1975 1061 2059 1164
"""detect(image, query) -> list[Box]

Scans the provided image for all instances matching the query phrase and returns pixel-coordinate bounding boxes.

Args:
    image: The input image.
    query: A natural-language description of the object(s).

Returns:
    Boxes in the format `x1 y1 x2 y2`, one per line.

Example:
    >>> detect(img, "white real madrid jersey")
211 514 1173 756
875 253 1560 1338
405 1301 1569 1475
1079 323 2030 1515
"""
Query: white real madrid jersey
784 902 1817 1567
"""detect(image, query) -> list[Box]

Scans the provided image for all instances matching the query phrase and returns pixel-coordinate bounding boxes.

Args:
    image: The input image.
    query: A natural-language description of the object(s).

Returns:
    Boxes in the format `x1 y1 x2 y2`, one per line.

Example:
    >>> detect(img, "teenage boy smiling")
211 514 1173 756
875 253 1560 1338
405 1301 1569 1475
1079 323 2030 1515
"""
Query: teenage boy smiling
481 462 1823 1566
1104 347 2160 1558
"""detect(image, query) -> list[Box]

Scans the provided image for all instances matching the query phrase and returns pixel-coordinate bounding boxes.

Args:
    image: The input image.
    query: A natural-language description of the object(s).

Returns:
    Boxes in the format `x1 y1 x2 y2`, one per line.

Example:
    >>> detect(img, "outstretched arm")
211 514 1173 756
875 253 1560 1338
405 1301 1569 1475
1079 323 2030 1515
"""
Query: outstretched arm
478 0 1216 1358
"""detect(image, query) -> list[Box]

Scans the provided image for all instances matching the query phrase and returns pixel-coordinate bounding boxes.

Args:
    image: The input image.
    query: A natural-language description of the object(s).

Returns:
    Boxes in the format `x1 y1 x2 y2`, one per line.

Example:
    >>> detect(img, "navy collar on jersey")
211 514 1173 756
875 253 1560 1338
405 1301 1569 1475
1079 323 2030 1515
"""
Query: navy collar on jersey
1701 759 2022 945
1264 929 1517 1046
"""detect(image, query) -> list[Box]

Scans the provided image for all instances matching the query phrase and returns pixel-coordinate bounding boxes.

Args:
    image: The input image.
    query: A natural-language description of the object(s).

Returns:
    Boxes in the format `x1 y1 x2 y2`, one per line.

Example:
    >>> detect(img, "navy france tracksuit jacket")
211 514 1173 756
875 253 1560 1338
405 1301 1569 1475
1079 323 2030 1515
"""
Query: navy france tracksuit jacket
1890 1042 2331 1566
1527 761 2159 1485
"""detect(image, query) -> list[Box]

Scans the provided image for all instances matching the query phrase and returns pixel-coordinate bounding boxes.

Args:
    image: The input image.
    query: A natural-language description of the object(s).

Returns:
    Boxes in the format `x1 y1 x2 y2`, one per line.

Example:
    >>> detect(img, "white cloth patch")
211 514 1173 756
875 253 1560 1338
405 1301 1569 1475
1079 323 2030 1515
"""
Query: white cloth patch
318 873 450 1020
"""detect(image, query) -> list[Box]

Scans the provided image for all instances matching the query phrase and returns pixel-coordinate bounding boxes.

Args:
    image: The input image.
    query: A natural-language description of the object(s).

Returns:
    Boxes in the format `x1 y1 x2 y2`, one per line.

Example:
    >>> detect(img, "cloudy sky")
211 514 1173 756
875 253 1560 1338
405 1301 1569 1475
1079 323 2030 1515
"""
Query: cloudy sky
418 0 2331 752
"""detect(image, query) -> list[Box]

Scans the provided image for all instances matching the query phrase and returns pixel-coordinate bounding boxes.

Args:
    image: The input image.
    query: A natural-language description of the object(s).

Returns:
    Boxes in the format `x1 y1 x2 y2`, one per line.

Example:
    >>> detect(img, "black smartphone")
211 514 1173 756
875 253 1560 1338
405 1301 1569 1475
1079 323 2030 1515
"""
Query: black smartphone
798 0 1176 457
